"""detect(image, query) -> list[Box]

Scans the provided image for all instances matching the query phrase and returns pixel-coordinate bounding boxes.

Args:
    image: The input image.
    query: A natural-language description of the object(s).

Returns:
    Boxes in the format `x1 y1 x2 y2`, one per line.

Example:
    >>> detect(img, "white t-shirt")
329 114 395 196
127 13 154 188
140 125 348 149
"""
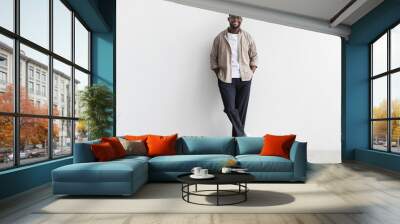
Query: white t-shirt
227 33 241 79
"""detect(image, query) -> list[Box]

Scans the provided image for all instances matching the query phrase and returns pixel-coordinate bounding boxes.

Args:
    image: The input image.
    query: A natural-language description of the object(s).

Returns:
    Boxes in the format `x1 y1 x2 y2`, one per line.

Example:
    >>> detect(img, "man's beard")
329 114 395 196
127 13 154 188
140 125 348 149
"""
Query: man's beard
230 23 241 29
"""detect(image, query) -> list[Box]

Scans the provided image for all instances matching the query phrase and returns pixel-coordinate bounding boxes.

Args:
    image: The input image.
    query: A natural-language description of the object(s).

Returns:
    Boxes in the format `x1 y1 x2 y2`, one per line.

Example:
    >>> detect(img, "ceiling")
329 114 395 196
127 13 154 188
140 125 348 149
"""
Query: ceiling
166 0 384 38
225 0 353 23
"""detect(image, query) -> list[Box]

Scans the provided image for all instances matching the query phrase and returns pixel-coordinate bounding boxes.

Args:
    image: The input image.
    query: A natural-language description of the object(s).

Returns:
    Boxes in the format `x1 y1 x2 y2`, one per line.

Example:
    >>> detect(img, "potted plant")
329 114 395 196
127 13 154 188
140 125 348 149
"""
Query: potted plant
79 84 113 140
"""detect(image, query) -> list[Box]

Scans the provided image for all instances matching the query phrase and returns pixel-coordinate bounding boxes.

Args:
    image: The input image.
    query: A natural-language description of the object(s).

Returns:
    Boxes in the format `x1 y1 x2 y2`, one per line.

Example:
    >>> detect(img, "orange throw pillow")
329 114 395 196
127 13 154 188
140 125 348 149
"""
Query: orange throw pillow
124 135 150 141
101 137 127 158
260 134 296 159
91 142 117 161
146 134 178 157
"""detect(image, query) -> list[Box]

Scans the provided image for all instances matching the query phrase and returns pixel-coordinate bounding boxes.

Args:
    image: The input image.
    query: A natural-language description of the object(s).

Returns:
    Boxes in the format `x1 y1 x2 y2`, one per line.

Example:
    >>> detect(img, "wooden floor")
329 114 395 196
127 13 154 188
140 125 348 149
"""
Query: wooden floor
1 162 400 224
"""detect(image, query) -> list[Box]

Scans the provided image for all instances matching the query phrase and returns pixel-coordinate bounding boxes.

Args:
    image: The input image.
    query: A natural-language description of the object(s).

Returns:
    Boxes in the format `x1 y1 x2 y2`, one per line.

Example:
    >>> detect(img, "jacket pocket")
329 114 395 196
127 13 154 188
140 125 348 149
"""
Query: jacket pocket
243 66 253 79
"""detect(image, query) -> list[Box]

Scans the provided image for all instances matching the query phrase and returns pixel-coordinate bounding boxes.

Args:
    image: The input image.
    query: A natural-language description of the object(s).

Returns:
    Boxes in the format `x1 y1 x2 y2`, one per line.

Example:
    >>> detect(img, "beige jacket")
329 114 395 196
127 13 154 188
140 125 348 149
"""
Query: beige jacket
210 28 258 83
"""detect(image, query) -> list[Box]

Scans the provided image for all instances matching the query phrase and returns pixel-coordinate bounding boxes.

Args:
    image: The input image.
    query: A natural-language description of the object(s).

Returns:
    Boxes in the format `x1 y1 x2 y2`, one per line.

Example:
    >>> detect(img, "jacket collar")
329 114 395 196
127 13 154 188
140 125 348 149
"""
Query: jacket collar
224 28 243 37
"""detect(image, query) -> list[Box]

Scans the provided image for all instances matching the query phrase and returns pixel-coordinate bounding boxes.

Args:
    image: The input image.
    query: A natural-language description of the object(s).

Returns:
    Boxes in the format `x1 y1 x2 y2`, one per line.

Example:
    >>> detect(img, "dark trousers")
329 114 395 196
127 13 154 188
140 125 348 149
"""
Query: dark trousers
218 78 252 137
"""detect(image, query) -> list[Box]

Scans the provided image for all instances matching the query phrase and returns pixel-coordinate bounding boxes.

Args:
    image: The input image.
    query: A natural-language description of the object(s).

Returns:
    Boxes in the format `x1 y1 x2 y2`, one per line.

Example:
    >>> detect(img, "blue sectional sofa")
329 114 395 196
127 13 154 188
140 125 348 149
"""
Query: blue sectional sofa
52 136 307 196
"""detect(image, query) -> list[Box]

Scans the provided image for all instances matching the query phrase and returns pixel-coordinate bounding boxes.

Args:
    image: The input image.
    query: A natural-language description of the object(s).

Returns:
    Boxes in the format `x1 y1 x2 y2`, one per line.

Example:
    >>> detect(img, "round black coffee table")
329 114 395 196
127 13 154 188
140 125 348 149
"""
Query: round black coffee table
177 173 255 206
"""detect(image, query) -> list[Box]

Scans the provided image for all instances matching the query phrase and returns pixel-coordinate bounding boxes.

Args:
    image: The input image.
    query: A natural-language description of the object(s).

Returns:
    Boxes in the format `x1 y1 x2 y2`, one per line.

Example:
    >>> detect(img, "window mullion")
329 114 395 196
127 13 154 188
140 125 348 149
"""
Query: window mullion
71 10 76 155
48 0 54 160
370 45 373 149
388 30 391 152
13 0 20 166
88 29 90 76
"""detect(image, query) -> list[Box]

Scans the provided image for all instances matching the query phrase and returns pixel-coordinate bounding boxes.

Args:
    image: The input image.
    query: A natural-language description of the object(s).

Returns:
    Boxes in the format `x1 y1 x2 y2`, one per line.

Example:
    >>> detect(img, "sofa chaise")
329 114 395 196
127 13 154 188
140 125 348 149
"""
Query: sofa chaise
52 136 307 196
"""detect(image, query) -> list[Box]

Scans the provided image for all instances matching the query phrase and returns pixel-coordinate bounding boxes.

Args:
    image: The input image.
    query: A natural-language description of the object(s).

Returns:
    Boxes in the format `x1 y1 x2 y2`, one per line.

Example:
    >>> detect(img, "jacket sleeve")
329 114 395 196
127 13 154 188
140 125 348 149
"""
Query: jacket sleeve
248 35 258 67
210 36 219 70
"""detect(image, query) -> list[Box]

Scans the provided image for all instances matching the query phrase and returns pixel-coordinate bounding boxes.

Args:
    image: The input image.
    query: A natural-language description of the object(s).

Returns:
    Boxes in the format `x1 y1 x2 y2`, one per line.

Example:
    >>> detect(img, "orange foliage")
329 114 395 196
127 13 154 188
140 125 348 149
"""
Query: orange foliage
0 84 60 150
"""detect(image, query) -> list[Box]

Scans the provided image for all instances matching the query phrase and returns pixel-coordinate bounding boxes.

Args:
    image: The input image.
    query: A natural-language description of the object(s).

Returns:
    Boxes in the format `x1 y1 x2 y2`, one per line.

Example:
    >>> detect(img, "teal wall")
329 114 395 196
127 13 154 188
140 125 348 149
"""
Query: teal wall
92 33 114 88
355 148 400 172
343 0 400 170
342 41 370 160
92 32 115 135
0 0 116 200
0 158 72 199
91 0 116 135
66 0 110 32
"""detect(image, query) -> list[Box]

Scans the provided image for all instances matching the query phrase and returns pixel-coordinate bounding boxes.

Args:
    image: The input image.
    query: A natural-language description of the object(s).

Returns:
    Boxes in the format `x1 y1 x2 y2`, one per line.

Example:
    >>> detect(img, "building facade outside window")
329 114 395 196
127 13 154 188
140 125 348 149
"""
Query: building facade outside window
0 54 7 67
0 71 6 85
28 81 33 94
28 67 34 79
0 53 8 91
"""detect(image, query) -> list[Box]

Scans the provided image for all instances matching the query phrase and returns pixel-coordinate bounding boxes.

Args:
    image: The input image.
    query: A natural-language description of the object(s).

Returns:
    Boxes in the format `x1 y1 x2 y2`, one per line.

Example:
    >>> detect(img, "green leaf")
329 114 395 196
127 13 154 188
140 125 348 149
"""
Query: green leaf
79 84 114 140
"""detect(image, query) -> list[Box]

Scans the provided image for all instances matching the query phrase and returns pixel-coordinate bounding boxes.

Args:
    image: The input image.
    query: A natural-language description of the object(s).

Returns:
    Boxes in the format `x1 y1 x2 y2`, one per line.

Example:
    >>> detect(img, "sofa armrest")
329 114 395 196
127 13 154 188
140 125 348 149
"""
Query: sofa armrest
73 140 100 163
289 141 307 181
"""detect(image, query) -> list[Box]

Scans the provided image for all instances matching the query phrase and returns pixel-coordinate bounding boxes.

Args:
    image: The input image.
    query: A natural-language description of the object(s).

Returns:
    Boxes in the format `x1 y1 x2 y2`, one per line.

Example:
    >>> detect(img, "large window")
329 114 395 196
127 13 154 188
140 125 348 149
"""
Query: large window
0 0 91 170
0 0 14 32
20 0 49 49
371 23 400 153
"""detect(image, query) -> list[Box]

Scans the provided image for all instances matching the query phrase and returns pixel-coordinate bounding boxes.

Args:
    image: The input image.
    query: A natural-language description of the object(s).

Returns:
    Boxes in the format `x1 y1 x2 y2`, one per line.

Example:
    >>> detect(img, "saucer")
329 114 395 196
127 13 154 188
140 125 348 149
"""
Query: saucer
190 174 215 179
232 170 249 174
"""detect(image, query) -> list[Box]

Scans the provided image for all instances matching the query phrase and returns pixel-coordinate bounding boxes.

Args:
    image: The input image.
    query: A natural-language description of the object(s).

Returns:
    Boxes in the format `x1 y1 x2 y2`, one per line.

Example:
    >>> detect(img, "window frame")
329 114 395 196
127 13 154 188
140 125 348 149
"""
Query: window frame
0 71 7 85
0 53 8 89
0 0 91 171
370 20 400 154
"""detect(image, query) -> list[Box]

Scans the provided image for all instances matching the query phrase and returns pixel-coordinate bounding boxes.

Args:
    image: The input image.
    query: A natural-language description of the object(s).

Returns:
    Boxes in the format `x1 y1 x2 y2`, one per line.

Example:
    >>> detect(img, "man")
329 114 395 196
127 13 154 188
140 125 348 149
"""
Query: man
210 14 258 137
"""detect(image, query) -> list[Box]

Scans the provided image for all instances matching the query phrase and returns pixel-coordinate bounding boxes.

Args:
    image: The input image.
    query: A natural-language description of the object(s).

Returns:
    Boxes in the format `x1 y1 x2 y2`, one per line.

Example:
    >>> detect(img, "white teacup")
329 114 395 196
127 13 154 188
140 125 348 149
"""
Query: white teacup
191 167 202 176
221 167 232 174
199 169 208 176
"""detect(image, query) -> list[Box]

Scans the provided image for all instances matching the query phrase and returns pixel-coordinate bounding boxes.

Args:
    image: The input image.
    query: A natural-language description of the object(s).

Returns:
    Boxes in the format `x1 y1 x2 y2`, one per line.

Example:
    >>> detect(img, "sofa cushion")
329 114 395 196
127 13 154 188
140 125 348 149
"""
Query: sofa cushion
260 134 296 159
178 136 235 155
91 142 118 161
118 138 147 156
149 154 235 172
116 155 150 163
101 137 127 158
235 137 263 155
236 155 293 172
147 134 178 157
73 139 100 163
124 134 150 141
53 158 147 183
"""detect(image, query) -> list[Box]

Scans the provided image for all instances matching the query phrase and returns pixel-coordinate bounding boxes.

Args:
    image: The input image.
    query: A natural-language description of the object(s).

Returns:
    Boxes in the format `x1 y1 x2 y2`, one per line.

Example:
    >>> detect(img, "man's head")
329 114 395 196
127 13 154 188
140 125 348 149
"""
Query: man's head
228 14 242 29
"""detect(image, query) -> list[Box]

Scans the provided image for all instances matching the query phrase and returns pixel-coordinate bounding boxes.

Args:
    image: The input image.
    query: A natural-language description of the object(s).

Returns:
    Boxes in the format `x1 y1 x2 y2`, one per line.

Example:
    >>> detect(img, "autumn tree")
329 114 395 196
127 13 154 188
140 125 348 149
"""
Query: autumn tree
76 119 87 142
0 116 12 150
372 100 387 140
391 99 400 143
0 84 60 153
372 99 400 144
0 85 14 151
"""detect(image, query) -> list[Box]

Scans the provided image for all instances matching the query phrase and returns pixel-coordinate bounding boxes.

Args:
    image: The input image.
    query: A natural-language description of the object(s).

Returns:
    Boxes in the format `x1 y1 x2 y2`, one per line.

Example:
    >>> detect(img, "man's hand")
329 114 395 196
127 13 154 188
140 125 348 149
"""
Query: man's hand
250 65 257 73
213 68 219 76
